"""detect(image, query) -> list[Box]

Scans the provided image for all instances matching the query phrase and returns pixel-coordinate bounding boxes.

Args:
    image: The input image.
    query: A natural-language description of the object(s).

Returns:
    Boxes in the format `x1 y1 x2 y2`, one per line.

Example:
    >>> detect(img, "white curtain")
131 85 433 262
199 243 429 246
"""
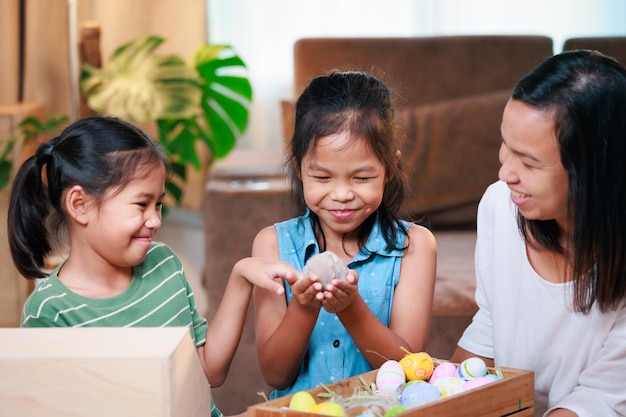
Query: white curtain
207 0 626 151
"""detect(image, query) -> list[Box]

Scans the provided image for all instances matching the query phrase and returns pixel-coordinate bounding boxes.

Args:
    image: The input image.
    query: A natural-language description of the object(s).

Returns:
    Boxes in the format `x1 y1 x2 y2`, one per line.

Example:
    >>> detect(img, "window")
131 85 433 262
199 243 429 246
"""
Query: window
208 0 626 150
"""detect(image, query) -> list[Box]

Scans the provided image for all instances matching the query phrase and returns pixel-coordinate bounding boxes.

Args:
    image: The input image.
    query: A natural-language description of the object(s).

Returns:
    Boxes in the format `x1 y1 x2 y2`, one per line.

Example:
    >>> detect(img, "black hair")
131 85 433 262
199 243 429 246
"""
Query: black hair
8 116 169 279
511 50 626 313
288 71 407 254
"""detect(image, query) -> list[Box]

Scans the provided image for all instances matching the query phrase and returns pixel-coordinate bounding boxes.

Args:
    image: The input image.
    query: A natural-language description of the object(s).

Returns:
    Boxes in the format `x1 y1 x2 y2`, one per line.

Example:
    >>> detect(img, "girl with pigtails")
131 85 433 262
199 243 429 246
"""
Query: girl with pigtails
8 116 302 417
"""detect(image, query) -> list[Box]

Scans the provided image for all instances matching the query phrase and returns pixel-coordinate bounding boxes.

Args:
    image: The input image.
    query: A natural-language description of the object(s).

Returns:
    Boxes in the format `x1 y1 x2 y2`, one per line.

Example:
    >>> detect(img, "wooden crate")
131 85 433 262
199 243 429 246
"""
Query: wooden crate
0 327 211 417
248 366 534 417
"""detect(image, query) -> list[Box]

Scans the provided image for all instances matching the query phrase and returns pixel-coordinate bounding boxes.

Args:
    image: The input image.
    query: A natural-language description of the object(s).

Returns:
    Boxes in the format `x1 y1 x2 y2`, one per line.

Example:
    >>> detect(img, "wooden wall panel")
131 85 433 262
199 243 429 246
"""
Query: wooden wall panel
0 0 21 104
20 0 207 122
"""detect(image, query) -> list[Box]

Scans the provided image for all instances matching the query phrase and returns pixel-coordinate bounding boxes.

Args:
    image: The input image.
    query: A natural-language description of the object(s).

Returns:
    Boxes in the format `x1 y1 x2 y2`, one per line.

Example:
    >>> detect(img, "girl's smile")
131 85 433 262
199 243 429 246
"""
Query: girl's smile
329 209 357 221
301 132 386 238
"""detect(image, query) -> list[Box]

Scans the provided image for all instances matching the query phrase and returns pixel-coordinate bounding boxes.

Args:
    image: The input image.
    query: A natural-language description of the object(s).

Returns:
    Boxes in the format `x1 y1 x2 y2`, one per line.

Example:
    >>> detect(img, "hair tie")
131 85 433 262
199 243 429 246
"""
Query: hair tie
35 141 55 166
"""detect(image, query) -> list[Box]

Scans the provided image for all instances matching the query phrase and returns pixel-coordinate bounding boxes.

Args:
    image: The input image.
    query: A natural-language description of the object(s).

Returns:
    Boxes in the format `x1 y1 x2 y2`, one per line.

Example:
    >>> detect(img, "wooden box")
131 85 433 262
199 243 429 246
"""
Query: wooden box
248 366 534 417
0 327 211 417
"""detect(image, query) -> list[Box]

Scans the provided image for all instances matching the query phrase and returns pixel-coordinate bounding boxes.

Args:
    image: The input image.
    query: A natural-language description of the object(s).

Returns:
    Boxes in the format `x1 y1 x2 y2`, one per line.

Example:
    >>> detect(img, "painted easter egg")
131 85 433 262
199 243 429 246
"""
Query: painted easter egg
309 402 346 417
400 351 434 381
289 391 317 411
463 376 497 390
399 382 442 408
384 406 407 417
457 357 488 380
428 362 457 384
376 360 406 394
432 376 466 398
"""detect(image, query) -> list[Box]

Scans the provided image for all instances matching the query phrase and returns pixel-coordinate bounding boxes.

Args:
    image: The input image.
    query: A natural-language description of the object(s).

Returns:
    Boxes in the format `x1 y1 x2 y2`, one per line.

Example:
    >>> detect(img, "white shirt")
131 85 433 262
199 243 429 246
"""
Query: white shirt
458 180 626 417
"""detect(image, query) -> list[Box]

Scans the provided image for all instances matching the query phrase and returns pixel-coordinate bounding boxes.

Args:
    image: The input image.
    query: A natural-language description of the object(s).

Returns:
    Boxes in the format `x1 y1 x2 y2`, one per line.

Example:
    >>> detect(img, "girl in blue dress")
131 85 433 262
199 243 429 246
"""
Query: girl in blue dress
252 71 437 397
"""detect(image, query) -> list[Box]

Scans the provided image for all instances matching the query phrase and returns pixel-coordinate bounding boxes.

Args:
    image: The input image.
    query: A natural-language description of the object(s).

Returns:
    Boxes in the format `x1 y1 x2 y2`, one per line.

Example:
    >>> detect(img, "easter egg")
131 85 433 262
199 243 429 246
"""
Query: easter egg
457 357 488 380
384 406 407 417
376 360 406 394
400 351 434 381
428 362 457 384
399 382 442 408
432 376 466 398
289 391 317 411
309 402 346 417
463 376 497 390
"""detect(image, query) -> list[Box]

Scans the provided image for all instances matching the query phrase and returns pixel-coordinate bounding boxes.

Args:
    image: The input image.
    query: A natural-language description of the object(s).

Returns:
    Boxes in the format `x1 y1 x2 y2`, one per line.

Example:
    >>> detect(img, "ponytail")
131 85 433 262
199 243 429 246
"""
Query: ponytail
8 142 55 278
7 116 169 280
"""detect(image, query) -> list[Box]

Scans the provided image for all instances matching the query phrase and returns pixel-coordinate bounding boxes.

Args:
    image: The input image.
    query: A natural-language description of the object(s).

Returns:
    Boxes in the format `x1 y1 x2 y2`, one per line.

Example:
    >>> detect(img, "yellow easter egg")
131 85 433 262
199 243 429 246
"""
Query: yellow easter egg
400 351 434 381
289 391 317 411
309 401 346 416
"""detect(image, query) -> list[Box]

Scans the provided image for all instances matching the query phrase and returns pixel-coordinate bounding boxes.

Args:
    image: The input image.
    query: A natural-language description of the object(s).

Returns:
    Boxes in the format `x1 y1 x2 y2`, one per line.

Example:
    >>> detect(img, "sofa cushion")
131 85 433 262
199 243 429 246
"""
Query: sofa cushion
397 89 510 228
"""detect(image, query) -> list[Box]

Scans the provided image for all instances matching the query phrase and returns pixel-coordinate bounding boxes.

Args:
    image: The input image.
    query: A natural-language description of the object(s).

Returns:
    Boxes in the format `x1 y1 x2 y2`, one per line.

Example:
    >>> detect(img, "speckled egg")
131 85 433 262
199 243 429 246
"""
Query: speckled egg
456 357 488 380
432 376 466 398
399 382 442 408
303 251 349 289
428 362 457 384
400 351 434 381
376 360 406 395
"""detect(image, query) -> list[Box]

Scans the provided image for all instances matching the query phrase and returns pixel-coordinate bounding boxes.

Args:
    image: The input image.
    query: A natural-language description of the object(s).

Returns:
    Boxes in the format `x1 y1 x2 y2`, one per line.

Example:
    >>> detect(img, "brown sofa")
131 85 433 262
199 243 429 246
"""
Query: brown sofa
281 35 554 227
202 35 554 415
562 36 626 64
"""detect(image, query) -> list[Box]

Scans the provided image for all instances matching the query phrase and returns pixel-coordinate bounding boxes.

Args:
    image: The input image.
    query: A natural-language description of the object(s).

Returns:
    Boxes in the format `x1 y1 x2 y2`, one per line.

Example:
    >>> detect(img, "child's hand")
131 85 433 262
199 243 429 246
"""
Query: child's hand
290 275 324 309
321 270 359 313
234 258 303 295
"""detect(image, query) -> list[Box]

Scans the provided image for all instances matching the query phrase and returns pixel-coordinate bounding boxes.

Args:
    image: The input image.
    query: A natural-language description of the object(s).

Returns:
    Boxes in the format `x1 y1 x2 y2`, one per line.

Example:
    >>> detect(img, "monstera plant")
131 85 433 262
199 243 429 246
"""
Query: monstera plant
80 35 253 206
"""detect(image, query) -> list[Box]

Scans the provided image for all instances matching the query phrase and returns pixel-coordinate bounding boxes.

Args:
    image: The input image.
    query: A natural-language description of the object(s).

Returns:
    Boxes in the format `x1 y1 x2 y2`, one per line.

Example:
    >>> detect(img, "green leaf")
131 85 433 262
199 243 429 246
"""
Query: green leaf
165 180 183 205
169 161 187 181
192 44 252 159
18 115 69 142
79 35 253 206
0 114 68 191
0 160 12 190
80 35 202 122
158 118 204 170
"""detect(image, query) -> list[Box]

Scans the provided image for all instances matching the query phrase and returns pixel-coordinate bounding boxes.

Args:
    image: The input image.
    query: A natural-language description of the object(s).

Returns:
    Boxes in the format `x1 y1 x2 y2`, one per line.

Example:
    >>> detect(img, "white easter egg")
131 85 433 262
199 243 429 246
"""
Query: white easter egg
432 376 466 398
376 360 406 395
457 357 488 380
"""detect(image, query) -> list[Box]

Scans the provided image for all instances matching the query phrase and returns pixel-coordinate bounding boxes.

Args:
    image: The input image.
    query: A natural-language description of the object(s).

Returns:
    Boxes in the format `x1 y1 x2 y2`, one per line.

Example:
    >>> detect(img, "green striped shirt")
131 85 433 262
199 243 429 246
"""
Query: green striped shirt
21 241 222 417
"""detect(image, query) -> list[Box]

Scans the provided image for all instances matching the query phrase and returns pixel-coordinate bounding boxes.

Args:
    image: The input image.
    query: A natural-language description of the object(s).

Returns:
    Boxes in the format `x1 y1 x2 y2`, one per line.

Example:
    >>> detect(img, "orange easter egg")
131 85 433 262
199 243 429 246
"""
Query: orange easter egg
400 351 434 381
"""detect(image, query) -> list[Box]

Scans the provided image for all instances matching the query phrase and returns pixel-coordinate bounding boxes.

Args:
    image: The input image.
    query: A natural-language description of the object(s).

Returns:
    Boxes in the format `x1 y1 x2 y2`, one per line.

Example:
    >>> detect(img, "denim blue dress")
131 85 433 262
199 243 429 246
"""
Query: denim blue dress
271 210 408 398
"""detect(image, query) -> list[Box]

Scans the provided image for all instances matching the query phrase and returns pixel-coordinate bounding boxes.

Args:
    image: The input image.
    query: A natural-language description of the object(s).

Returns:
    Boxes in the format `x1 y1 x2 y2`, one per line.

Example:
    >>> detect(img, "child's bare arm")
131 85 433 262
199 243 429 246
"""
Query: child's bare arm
252 226 322 389
200 255 302 386
335 224 437 368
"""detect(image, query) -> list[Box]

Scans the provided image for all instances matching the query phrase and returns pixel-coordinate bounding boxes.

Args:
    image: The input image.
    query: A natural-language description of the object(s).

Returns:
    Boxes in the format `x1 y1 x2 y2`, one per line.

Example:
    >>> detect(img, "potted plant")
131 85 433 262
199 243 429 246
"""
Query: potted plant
79 35 253 208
